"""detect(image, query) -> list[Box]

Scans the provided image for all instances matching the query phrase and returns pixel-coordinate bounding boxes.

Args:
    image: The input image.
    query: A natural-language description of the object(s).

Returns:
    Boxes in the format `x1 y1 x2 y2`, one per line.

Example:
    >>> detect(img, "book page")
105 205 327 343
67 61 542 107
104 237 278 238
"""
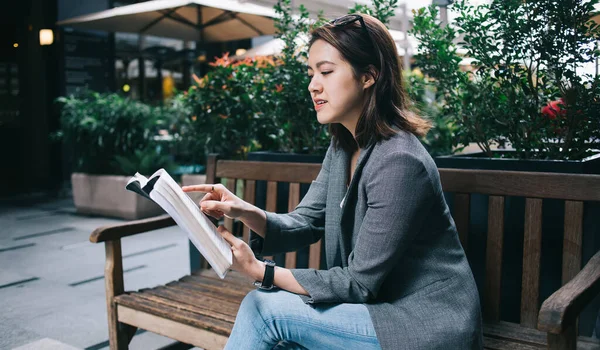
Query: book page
148 169 232 278
125 173 151 200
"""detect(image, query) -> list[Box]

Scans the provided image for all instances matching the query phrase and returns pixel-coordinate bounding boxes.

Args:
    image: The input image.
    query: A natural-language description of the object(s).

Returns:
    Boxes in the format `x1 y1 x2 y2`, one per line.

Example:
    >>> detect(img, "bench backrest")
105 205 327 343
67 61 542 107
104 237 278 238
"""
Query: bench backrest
207 155 600 329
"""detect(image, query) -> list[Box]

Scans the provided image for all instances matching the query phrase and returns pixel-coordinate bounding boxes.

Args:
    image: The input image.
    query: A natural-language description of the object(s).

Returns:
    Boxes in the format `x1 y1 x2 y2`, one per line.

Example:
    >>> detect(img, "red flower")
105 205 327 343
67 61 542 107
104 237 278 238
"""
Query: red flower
541 99 567 120
275 84 284 93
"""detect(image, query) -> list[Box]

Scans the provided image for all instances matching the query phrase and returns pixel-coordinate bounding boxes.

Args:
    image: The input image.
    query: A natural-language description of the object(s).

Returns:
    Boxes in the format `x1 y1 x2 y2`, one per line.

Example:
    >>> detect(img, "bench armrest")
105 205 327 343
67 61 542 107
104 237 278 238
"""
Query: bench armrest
538 250 600 334
89 214 175 243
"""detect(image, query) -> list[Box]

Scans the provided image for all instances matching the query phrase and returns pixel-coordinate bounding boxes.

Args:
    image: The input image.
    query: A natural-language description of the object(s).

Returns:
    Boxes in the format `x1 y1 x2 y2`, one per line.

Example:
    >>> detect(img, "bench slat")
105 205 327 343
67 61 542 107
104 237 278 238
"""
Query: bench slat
135 288 237 323
285 183 301 268
263 181 278 261
439 169 600 201
216 160 321 183
224 178 237 233
242 180 256 243
453 193 471 253
180 275 254 297
521 198 543 328
562 201 584 285
485 195 505 322
115 294 233 336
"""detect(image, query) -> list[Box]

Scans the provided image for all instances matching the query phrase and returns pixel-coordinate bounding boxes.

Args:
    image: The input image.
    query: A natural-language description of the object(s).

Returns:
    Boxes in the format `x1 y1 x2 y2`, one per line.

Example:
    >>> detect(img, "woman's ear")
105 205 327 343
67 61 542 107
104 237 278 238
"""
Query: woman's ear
362 65 378 90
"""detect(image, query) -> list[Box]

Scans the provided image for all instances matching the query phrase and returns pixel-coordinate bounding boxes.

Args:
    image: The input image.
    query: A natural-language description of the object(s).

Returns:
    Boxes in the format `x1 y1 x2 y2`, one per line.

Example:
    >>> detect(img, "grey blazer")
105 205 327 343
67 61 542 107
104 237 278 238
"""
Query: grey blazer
253 130 483 350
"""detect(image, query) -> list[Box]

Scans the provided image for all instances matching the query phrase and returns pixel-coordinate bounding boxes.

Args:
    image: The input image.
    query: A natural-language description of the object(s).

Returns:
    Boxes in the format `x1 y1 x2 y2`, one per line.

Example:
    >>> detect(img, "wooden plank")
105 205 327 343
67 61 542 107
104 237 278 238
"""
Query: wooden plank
453 193 470 252
484 321 546 347
105 240 128 350
216 160 321 184
242 180 256 244
116 294 233 335
484 195 504 323
90 215 175 243
224 178 236 233
483 337 544 350
285 183 301 268
205 154 218 185
547 323 576 350
439 169 600 202
562 201 584 285
521 198 543 328
178 276 253 297
135 288 238 322
309 242 322 269
263 181 278 261
117 305 229 350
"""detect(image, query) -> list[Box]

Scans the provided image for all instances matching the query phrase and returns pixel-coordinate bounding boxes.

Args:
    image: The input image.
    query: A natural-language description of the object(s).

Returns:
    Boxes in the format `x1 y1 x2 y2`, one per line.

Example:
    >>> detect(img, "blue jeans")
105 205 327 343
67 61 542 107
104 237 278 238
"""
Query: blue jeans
224 288 382 350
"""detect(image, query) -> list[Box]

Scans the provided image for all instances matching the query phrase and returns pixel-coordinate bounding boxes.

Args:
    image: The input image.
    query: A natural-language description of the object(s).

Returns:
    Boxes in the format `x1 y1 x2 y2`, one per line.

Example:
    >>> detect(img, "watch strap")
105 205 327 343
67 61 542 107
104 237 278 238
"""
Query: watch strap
254 259 275 290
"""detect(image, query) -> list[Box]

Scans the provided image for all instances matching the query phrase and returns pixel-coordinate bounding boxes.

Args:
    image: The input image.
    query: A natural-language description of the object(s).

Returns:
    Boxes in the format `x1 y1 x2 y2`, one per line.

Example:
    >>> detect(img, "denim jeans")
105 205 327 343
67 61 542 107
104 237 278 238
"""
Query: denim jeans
224 288 382 350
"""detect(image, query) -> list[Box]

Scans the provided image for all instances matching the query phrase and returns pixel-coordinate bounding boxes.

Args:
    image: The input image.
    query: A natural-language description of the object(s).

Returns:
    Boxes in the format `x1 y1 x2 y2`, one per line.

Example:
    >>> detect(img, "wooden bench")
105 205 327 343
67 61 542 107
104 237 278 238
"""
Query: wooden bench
90 155 600 350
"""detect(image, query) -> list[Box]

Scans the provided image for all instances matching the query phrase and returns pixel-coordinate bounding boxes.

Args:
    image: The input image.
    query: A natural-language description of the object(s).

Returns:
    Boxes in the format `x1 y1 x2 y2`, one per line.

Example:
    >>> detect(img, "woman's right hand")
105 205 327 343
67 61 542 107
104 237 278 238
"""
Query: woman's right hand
182 183 248 220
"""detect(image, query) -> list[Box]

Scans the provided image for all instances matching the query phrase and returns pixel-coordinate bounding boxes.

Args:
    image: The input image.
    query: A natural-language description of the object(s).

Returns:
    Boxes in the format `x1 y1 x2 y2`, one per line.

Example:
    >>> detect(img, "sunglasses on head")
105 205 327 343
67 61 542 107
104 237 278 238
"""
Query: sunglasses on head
329 14 373 43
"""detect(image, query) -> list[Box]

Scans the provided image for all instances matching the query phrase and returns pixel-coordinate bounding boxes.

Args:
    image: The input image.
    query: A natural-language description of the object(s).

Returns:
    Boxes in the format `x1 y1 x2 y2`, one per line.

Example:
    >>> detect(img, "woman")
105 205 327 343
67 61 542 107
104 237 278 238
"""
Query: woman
183 13 483 350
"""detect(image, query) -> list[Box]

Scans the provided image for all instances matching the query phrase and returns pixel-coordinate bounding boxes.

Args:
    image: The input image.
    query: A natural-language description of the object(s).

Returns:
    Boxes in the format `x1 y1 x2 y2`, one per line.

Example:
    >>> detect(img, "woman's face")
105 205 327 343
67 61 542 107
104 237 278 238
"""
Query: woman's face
307 39 369 132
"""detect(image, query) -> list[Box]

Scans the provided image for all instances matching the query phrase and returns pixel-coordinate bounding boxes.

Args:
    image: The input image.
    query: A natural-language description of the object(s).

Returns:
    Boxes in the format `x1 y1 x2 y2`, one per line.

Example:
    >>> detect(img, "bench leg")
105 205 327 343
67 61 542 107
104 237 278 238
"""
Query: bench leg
105 240 128 350
547 323 576 350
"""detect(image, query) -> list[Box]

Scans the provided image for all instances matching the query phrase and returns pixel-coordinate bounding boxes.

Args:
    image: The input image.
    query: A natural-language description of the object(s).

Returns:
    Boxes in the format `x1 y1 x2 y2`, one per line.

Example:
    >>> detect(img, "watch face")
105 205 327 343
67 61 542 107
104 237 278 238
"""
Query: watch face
264 259 276 267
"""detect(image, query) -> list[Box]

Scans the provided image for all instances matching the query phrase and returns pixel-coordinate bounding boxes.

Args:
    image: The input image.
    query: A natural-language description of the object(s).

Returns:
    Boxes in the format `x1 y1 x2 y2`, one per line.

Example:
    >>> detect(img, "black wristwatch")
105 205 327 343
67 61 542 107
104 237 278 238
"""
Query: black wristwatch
254 259 276 290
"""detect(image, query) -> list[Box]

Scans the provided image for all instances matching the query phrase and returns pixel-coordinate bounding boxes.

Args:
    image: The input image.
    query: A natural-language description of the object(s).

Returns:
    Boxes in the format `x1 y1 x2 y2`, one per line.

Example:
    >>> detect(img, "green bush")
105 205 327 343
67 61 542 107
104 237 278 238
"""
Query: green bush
411 0 600 160
55 90 175 175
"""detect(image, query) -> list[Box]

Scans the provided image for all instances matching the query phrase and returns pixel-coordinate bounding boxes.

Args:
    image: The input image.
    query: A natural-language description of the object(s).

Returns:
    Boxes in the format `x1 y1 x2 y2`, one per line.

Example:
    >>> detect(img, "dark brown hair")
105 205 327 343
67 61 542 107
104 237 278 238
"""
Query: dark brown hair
309 14 431 153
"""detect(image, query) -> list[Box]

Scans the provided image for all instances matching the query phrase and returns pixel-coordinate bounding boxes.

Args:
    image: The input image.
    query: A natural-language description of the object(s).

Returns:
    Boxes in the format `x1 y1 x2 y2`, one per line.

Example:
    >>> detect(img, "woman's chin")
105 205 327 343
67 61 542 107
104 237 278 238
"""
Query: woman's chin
316 112 333 125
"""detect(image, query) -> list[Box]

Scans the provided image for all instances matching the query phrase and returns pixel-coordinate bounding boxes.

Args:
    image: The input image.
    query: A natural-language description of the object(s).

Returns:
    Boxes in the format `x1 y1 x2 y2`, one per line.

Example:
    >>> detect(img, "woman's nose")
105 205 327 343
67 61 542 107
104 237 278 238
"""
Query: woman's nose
308 77 322 94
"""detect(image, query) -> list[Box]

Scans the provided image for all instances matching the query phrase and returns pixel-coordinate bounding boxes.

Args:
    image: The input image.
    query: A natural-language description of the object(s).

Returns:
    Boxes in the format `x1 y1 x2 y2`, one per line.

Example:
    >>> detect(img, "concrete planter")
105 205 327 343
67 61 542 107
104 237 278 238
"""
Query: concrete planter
181 174 207 206
71 173 164 220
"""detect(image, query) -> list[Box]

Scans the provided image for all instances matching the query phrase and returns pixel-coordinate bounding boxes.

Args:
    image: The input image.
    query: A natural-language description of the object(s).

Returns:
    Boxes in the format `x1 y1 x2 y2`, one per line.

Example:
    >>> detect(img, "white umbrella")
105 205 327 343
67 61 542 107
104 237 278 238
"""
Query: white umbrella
56 0 277 42
232 30 418 60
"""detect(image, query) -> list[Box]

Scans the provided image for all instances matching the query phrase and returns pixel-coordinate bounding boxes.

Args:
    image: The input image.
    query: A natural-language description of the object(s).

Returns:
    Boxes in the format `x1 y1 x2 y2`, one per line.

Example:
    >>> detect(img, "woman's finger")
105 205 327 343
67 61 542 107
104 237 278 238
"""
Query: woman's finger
182 184 220 193
198 192 220 207
201 200 229 213
217 226 238 246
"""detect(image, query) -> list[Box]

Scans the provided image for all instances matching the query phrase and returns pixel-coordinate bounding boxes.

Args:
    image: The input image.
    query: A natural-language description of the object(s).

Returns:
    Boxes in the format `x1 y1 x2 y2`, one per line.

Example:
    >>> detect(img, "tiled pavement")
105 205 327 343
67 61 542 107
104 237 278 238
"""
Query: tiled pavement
0 194 201 349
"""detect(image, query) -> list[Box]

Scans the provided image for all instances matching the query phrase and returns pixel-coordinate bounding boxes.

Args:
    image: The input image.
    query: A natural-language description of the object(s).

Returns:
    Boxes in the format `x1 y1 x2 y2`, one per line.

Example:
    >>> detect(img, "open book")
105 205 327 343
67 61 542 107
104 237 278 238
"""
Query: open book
125 169 232 278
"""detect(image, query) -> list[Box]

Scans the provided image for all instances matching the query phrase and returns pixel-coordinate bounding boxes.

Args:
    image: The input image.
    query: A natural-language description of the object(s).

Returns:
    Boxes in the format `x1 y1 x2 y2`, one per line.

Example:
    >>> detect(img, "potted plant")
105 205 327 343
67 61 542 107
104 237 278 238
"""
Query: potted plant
55 90 176 219
410 0 600 173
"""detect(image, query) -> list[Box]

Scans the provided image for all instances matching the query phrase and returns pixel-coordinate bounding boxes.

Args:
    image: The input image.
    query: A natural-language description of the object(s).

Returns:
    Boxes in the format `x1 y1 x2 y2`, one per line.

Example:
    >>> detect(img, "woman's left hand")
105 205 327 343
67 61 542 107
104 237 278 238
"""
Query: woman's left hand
217 226 264 280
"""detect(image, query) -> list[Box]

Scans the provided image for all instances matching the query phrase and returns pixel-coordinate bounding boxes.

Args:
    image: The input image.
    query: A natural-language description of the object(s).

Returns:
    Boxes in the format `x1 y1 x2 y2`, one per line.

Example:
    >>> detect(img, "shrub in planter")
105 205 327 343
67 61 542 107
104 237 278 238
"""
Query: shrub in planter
55 90 176 219
55 89 175 174
411 0 600 160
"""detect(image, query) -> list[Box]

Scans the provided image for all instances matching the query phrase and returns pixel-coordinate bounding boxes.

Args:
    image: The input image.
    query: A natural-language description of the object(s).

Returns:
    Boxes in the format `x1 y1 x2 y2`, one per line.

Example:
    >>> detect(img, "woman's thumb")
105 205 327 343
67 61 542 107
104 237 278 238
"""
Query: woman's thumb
217 226 237 245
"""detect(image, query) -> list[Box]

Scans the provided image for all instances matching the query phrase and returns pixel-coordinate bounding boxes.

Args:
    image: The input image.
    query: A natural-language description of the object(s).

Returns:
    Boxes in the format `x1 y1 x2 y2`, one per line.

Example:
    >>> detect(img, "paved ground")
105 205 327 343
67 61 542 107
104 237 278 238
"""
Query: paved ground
0 193 202 350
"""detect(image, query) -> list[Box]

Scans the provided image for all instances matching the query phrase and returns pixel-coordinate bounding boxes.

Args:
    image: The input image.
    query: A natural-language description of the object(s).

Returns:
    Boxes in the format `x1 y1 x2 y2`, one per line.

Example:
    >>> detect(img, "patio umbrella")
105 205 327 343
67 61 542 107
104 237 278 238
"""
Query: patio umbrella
56 0 277 42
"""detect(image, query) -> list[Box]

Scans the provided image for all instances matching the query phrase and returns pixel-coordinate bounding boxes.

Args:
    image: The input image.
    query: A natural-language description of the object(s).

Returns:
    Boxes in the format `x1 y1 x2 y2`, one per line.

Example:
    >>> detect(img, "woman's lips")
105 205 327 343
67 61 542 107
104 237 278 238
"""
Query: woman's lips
315 101 327 111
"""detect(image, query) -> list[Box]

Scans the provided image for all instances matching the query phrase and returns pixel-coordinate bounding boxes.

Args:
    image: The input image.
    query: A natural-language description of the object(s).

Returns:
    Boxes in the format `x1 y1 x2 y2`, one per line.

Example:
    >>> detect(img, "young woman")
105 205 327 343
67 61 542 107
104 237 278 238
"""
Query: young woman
183 13 483 350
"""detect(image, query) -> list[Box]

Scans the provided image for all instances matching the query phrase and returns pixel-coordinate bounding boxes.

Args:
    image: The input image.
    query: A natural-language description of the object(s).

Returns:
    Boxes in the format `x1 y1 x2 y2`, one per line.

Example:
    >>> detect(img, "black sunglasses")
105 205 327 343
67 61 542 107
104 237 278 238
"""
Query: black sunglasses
329 14 373 43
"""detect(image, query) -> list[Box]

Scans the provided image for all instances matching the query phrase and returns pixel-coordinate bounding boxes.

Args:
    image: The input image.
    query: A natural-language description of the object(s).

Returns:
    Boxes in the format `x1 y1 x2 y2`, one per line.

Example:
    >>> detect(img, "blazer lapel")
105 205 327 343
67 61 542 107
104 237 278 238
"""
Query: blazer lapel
337 142 376 263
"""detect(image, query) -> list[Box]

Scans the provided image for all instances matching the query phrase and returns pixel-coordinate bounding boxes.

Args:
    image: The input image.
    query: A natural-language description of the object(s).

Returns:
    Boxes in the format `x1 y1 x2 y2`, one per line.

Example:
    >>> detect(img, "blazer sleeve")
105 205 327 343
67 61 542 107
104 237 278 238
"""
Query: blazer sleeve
250 142 333 256
290 151 436 304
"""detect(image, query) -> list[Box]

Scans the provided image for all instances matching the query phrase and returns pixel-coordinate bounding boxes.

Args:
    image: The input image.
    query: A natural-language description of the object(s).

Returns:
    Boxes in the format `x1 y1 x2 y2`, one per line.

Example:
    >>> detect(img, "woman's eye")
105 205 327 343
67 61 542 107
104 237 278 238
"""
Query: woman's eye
308 75 314 78
322 71 332 75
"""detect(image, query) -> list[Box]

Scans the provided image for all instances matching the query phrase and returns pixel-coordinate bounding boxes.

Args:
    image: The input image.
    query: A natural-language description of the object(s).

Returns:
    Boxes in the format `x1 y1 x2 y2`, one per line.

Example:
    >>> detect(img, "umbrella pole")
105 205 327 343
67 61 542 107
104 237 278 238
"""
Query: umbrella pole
138 35 145 101
196 5 204 77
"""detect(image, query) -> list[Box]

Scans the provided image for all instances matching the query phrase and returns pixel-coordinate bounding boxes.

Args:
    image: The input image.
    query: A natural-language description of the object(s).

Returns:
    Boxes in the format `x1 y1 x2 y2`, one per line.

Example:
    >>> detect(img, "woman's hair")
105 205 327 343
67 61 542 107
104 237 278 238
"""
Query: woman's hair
309 14 431 153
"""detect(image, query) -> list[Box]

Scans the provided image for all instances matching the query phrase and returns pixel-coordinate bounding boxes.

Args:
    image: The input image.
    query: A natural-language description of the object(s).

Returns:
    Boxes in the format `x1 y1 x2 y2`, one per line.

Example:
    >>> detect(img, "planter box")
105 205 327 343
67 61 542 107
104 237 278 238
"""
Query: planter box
71 173 164 220
435 150 600 174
